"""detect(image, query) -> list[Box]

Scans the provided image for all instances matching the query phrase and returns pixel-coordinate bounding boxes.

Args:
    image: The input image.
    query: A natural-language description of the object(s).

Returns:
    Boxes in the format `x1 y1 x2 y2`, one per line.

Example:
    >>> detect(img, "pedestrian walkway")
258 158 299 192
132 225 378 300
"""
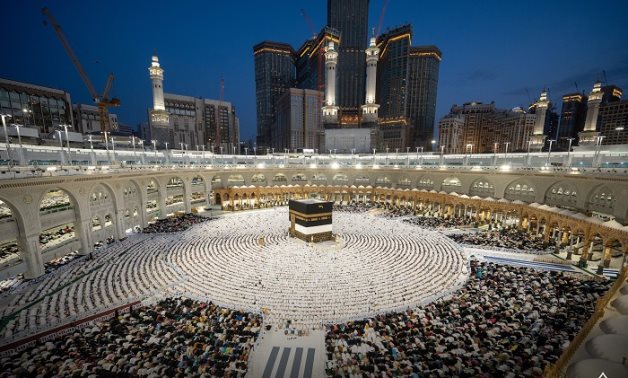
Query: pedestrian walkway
248 328 326 378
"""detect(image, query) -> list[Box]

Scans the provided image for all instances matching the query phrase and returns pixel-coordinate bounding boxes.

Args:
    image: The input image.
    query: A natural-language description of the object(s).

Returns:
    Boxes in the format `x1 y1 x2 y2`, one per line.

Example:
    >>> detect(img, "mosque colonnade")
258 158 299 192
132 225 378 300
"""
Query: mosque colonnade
0 167 626 279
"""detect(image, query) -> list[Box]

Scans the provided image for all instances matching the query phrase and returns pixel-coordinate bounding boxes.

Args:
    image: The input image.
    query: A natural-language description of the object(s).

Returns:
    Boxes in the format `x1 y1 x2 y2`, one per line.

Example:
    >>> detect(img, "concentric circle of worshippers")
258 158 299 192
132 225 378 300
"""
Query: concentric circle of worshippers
0 209 467 340
324 260 612 377
0 297 262 377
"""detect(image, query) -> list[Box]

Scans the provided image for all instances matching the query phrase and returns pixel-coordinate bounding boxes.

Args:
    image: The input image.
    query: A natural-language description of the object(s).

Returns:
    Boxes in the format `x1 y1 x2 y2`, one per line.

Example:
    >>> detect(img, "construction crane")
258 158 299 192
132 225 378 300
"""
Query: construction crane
42 7 120 133
376 0 390 37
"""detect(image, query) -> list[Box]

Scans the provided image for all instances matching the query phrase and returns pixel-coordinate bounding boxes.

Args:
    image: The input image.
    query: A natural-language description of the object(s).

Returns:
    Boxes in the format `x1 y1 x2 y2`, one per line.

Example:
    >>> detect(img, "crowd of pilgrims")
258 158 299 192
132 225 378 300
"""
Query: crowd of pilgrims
334 202 550 253
142 214 211 234
402 216 475 230
325 260 611 378
448 228 550 254
0 298 262 378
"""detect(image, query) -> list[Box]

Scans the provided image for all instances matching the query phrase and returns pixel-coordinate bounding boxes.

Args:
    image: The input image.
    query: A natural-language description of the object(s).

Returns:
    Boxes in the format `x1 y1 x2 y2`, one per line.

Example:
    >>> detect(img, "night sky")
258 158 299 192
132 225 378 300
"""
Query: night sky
2 0 628 141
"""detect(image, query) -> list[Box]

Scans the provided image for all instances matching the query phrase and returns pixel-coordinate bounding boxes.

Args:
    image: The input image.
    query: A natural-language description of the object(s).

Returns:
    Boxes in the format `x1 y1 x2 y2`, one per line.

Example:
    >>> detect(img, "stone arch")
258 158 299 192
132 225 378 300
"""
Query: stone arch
441 176 462 192
469 177 495 198
228 174 245 185
272 173 288 183
354 175 370 185
210 175 223 189
375 176 391 186
291 173 307 183
397 176 412 188
38 188 80 258
504 179 536 202
251 173 267 183
545 181 578 208
333 173 349 184
165 176 187 213
0 197 27 269
190 175 207 211
417 176 434 190
312 173 327 184
586 185 616 215
145 178 160 221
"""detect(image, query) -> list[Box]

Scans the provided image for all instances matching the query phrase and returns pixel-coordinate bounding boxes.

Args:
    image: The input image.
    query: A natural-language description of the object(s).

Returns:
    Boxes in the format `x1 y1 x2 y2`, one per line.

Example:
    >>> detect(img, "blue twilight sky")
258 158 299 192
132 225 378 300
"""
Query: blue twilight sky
1 0 628 141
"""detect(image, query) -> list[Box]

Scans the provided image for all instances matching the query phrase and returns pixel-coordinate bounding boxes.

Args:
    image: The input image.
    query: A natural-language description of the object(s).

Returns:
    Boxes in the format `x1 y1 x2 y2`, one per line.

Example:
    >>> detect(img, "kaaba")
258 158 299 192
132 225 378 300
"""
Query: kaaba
288 199 333 242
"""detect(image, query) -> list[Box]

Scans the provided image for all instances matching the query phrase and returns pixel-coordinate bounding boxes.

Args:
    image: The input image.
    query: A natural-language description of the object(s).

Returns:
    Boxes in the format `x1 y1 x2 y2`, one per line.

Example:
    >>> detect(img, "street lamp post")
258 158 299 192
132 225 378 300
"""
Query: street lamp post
56 130 64 164
440 145 445 165
110 137 116 163
151 140 157 163
594 135 606 168
565 137 574 167
139 140 145 164
546 139 556 166
102 131 110 163
1 114 12 161
526 140 533 165
13 124 23 149
504 142 510 161
131 136 137 161
88 135 96 165
60 124 72 165
372 148 376 166
12 124 24 166
419 146 424 166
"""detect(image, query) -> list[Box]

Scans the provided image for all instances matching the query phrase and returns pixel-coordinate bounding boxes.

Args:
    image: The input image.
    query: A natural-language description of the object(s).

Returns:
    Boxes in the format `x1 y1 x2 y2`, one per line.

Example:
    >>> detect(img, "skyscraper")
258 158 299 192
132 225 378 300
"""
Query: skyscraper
253 41 295 149
407 46 441 150
327 0 369 119
377 25 411 121
557 93 587 149
273 88 323 151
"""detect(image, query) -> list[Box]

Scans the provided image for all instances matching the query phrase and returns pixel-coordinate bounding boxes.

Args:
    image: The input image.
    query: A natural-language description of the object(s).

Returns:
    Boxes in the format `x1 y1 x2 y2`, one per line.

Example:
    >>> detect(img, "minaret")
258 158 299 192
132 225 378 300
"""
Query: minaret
361 33 380 125
528 88 550 151
148 55 169 127
322 41 339 126
578 81 603 146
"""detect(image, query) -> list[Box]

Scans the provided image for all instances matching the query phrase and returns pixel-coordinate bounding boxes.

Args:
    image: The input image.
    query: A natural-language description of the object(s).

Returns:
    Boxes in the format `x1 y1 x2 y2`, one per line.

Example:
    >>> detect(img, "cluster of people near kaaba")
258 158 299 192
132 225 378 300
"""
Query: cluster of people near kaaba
0 298 262 378
325 261 611 377
142 213 211 234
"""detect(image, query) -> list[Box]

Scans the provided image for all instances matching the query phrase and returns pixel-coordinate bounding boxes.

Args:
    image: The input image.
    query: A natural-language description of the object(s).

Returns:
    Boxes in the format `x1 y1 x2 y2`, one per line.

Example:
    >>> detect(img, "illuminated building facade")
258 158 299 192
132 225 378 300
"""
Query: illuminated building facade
253 41 295 150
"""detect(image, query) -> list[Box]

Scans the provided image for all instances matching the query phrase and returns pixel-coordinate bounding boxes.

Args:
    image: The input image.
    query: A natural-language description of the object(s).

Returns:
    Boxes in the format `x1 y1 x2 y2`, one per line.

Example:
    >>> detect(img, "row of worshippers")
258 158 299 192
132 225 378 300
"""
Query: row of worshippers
0 297 262 378
325 261 611 378
142 214 212 234
448 228 549 253
402 216 475 230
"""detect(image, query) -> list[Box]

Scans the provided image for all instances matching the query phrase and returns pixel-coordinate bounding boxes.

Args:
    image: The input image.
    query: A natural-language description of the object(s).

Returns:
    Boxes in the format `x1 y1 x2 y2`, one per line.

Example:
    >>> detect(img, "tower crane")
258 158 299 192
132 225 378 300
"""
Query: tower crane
300 9 325 116
42 7 120 133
